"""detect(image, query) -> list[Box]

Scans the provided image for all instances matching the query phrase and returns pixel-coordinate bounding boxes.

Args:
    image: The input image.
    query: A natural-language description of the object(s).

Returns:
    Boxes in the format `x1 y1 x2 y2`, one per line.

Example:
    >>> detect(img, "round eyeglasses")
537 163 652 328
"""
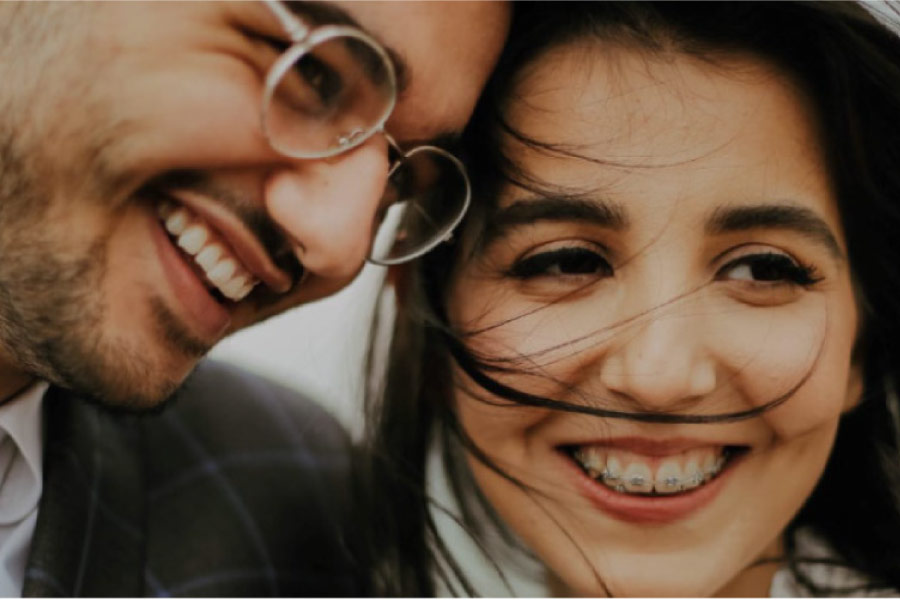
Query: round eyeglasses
260 0 471 265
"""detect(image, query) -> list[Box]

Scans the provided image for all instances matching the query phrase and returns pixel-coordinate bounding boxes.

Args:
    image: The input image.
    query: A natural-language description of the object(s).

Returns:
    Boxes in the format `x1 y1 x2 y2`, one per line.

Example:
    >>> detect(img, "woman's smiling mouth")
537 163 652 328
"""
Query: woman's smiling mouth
558 440 751 524
567 444 746 495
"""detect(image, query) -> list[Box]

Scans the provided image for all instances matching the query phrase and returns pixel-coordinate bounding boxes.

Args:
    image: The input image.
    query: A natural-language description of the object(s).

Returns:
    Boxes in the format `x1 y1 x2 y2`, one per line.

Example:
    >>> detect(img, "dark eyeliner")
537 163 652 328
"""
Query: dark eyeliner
507 247 611 279
722 253 822 286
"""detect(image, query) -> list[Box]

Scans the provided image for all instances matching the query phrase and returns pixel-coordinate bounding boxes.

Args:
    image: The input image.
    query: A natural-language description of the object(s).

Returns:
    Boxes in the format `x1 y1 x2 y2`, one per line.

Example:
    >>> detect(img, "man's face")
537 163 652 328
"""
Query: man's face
0 1 508 407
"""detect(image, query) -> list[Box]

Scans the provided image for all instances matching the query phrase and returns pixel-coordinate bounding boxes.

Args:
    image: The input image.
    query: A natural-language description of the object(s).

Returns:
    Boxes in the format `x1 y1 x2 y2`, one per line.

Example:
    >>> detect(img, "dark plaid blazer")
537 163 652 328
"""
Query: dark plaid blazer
20 360 362 596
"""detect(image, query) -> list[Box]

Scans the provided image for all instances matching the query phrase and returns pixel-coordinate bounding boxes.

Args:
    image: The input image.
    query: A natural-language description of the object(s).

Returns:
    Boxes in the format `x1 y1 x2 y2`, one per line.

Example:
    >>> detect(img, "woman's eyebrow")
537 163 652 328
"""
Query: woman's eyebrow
706 204 844 259
484 194 627 245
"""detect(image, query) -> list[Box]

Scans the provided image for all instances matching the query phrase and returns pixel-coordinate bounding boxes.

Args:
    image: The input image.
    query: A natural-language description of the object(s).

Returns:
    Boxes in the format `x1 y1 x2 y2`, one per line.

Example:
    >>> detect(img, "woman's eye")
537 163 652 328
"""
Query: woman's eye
719 253 820 286
509 246 612 279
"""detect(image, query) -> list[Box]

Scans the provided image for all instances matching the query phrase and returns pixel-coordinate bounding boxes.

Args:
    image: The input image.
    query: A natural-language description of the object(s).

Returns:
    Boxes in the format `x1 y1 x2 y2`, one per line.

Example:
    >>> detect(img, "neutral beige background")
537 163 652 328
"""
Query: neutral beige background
209 263 386 435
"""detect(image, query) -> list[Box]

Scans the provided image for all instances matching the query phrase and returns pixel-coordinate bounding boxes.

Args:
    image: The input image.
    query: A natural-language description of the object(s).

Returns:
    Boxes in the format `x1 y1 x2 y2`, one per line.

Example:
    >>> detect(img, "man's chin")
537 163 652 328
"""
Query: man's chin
72 365 191 415
49 333 206 415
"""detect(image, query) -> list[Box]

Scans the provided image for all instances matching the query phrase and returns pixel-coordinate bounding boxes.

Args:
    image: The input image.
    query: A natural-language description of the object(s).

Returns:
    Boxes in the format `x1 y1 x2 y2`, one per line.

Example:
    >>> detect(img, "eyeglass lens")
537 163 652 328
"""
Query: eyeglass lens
370 148 469 264
263 31 470 264
265 32 394 158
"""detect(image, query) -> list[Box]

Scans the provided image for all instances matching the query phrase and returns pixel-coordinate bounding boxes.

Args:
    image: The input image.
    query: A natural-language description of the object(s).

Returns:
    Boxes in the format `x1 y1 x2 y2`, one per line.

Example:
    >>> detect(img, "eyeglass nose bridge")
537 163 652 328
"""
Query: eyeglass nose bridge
380 131 406 173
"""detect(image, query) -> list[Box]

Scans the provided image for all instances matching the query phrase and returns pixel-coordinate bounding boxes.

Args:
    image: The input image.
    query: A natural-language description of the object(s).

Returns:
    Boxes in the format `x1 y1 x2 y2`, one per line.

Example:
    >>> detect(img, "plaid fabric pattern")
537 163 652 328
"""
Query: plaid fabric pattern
22 361 361 597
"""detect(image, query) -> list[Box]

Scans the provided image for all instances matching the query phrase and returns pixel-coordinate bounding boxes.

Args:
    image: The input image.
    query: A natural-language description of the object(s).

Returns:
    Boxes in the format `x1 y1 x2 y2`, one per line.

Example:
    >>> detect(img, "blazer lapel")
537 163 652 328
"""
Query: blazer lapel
23 386 146 597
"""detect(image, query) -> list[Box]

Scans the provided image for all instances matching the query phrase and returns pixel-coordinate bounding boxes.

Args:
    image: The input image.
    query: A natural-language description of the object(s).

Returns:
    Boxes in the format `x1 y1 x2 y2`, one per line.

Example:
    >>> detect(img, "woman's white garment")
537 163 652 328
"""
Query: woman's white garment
770 530 897 597
0 380 46 597
427 443 893 597
427 442 547 597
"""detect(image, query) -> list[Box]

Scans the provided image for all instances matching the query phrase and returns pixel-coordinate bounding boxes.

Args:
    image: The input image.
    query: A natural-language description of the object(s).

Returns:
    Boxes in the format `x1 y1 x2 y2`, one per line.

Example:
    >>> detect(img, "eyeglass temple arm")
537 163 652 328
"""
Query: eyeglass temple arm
262 0 311 41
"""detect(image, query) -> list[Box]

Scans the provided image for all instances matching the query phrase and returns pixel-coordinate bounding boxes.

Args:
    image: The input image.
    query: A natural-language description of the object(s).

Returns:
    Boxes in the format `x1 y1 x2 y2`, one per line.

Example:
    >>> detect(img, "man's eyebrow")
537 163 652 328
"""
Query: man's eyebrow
706 203 844 259
284 1 410 94
483 194 628 246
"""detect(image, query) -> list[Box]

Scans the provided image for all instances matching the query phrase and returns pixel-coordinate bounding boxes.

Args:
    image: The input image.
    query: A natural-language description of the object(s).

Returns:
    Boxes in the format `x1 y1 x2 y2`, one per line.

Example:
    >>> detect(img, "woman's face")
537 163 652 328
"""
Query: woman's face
448 43 861 597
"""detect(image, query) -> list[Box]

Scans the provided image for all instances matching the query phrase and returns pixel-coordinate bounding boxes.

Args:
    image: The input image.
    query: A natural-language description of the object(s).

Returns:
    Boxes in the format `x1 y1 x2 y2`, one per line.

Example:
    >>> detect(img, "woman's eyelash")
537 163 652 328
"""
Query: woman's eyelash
507 247 612 279
719 252 822 286
505 246 821 288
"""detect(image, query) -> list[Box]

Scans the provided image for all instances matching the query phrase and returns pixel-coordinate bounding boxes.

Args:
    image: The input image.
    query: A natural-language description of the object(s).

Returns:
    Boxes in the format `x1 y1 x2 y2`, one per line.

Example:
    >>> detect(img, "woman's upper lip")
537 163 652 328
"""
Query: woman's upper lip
165 188 293 294
561 436 747 456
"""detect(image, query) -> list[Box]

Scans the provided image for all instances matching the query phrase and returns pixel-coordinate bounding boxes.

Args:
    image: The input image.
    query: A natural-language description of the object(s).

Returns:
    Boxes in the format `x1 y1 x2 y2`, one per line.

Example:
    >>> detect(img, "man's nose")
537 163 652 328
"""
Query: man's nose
264 135 390 284
598 310 718 412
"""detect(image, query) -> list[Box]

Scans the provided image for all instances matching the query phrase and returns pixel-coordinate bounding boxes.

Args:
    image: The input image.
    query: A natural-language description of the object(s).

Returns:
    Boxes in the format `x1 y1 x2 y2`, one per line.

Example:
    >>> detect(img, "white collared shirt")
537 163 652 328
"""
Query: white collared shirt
0 380 46 597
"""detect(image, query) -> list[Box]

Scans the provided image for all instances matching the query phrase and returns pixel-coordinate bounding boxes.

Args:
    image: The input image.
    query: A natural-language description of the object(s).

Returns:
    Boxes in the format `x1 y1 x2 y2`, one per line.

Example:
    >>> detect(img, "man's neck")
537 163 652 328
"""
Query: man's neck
0 364 36 406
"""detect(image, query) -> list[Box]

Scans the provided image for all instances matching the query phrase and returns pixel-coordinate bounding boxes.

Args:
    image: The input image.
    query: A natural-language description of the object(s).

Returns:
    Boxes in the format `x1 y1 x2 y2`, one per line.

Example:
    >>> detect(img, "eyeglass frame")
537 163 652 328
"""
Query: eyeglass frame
258 0 472 265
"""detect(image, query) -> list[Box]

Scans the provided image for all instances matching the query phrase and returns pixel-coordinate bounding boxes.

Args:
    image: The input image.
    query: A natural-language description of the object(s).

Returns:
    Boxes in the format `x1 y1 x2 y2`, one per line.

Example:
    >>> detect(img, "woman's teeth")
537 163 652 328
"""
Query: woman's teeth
156 202 259 302
572 446 730 495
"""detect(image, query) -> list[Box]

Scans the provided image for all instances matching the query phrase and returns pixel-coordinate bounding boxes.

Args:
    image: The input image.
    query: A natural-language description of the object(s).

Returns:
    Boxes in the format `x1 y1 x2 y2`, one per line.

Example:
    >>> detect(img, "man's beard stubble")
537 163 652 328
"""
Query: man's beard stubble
0 133 211 411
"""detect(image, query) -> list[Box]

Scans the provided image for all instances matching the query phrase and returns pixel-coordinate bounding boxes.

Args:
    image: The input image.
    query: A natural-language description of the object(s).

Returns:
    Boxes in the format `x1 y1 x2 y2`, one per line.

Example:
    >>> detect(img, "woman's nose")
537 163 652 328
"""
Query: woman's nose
264 135 390 284
598 311 718 411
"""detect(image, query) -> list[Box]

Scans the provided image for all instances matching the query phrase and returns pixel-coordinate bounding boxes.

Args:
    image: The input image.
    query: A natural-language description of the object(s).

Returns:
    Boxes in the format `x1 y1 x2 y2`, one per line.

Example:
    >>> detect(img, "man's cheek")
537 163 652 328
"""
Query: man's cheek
99 70 269 184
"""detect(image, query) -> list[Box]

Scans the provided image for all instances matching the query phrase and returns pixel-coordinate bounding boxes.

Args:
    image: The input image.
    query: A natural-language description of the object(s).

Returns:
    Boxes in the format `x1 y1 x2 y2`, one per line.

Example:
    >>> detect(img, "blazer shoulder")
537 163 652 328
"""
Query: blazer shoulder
163 359 350 455
140 360 361 596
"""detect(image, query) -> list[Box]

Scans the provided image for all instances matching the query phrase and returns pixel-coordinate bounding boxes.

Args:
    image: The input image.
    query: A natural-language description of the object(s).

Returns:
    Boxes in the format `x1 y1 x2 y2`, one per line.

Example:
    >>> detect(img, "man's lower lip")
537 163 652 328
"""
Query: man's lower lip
149 212 231 339
560 448 741 524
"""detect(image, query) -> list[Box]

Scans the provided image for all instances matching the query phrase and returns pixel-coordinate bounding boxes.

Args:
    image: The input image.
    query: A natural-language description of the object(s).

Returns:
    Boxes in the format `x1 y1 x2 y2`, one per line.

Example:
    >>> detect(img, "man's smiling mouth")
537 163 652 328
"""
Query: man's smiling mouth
141 180 296 311
157 201 258 302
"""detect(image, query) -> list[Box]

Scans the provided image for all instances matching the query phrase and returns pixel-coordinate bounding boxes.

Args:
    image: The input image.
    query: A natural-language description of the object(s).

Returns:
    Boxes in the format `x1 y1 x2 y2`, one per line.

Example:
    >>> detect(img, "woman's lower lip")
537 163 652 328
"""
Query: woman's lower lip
561 449 742 524
149 211 231 339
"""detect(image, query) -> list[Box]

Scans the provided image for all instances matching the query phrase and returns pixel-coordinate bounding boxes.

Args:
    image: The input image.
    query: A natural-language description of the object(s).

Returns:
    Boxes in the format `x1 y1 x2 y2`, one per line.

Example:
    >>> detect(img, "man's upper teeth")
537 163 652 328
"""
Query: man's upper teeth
573 446 728 495
177 224 209 254
196 244 223 271
157 202 259 302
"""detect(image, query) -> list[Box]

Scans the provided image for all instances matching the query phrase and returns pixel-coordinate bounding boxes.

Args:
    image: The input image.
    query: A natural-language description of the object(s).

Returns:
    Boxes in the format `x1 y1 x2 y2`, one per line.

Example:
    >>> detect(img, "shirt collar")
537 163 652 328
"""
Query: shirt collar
0 380 47 524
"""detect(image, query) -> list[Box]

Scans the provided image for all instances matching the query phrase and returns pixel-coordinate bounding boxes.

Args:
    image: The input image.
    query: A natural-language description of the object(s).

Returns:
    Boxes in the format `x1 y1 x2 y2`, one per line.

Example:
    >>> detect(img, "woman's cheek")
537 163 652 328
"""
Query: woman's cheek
712 297 856 438
454 382 551 464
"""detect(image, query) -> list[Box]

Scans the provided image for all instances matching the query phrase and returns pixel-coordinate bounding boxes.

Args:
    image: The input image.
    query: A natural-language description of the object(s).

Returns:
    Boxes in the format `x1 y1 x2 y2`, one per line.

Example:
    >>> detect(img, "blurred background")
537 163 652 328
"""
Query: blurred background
209 262 386 436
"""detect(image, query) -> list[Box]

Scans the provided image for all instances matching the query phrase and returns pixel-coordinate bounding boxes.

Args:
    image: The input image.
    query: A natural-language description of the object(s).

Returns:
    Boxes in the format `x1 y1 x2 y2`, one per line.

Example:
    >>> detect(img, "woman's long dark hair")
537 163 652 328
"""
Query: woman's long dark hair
358 2 900 595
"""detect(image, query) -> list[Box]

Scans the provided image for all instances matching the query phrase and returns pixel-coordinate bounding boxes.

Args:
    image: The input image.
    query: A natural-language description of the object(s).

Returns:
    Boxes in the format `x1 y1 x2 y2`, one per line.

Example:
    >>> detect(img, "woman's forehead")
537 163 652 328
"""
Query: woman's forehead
508 44 808 161
499 43 842 235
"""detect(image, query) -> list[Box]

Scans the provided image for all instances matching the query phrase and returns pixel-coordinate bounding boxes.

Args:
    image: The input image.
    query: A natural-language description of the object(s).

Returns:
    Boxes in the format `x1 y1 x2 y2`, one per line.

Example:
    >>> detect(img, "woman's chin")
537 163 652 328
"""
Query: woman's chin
552 563 733 598
568 580 717 598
